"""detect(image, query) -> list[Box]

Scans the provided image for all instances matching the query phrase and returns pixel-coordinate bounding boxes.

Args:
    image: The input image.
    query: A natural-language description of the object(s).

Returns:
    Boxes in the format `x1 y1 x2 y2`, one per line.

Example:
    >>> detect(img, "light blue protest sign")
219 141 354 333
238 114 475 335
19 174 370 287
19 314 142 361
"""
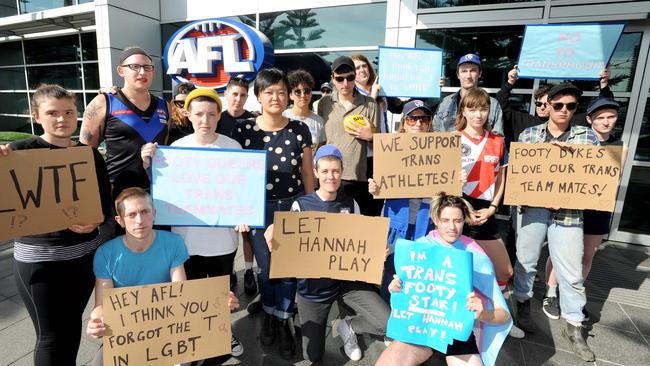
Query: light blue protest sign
517 23 625 80
378 46 442 98
151 146 266 227
387 238 475 353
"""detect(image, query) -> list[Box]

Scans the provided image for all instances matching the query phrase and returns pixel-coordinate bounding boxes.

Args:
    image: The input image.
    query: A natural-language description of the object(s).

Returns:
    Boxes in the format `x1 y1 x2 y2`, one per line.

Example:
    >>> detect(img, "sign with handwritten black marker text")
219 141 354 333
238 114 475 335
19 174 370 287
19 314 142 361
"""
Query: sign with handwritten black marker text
504 143 622 211
102 277 231 366
0 146 103 241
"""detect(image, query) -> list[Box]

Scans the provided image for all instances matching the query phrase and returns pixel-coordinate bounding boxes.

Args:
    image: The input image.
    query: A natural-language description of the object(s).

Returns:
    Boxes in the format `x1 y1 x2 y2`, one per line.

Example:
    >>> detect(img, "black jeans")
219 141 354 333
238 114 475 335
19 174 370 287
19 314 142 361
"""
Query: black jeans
14 252 95 366
297 282 389 363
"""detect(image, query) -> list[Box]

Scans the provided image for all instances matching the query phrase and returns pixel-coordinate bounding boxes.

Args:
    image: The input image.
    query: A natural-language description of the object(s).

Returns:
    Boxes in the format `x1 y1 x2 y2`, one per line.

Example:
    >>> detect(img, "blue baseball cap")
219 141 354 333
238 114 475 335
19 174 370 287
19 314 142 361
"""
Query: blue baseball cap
458 53 481 68
314 144 343 164
587 97 619 116
403 99 432 116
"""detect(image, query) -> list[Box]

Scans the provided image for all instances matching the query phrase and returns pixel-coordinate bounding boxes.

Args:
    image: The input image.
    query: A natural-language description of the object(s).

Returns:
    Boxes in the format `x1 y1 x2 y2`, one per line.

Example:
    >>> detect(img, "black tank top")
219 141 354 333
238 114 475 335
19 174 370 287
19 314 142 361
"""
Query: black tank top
103 90 169 198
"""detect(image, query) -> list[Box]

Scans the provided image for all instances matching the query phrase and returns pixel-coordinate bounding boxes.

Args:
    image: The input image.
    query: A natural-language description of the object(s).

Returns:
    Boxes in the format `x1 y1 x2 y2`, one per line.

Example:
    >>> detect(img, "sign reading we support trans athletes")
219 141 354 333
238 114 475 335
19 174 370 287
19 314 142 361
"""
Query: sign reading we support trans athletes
504 143 622 211
377 46 443 98
151 146 266 227
269 212 389 284
516 23 625 80
373 132 462 198
102 277 231 366
387 239 475 353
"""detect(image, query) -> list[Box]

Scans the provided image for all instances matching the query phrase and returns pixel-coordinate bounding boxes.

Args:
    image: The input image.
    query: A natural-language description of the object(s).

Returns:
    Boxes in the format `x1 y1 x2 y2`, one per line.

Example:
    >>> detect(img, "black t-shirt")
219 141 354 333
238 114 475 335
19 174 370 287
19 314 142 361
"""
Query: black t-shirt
544 127 571 143
218 109 255 138
231 118 312 200
103 90 168 198
9 137 112 246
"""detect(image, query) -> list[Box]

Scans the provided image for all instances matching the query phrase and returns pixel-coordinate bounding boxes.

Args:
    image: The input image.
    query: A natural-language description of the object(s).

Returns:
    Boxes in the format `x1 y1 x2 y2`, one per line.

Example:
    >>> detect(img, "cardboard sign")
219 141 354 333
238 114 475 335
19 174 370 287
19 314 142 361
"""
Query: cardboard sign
378 46 443 98
517 23 625 80
387 239 475 353
103 277 231 366
505 143 622 211
373 132 462 198
0 146 103 241
269 212 389 285
151 146 266 227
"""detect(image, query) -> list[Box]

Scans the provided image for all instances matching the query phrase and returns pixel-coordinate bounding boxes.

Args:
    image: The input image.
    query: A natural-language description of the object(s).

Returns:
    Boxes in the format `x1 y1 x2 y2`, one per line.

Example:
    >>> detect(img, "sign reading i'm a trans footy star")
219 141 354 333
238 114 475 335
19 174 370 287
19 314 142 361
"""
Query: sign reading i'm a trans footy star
164 18 274 91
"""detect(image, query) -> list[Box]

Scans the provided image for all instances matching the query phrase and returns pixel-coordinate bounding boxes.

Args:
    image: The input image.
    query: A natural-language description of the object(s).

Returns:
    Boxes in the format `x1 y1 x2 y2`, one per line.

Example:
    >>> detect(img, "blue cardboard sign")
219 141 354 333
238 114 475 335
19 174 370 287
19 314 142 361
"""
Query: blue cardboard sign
151 146 266 227
387 238 475 353
517 23 625 80
378 46 443 98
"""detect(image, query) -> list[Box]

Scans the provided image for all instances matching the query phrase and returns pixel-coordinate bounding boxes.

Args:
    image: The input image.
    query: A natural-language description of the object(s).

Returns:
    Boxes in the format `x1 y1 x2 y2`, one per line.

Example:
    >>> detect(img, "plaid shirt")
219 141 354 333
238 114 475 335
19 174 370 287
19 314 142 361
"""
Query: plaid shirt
518 122 599 226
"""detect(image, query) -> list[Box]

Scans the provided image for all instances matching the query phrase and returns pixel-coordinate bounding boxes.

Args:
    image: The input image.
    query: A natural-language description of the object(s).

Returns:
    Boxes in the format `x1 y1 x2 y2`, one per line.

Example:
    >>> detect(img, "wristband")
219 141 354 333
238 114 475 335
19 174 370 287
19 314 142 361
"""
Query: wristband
490 204 498 209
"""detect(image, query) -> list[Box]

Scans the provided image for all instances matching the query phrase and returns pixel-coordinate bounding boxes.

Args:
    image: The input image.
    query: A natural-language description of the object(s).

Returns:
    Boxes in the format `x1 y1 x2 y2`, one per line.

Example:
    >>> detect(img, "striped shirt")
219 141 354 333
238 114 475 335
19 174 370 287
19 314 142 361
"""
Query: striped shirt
14 233 103 263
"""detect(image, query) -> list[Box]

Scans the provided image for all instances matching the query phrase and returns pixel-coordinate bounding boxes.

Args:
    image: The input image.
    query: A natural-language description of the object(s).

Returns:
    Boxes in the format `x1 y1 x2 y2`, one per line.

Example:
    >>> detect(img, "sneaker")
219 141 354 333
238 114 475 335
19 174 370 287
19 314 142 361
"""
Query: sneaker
230 272 237 291
516 300 535 333
231 335 244 357
336 319 362 361
278 319 296 360
509 325 525 339
542 296 560 320
563 322 595 362
582 308 590 322
244 269 258 295
260 313 276 346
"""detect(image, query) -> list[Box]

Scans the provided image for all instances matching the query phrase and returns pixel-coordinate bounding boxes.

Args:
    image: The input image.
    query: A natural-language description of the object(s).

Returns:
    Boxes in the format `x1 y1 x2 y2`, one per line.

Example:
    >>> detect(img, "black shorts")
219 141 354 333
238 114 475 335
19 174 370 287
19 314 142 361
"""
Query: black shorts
583 209 612 235
434 332 479 356
462 195 501 241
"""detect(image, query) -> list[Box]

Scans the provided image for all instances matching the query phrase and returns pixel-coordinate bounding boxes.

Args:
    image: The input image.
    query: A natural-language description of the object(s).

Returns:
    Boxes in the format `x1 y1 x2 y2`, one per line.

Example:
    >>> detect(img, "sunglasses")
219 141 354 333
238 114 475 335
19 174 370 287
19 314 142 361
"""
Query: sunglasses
293 88 312 97
333 75 356 83
173 100 185 108
404 115 432 126
535 101 548 108
120 63 154 72
550 102 577 111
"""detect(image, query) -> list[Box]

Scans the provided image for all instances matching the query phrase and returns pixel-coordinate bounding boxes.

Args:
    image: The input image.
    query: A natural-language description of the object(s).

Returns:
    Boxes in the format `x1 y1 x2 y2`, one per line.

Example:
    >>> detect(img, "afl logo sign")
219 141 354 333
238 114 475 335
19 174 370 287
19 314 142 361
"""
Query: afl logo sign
164 18 274 90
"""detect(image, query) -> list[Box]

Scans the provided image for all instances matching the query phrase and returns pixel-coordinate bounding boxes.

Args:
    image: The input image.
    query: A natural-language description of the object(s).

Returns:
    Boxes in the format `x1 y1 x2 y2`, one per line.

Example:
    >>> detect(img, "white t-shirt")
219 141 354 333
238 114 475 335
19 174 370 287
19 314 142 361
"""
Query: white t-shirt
283 109 326 147
170 133 243 256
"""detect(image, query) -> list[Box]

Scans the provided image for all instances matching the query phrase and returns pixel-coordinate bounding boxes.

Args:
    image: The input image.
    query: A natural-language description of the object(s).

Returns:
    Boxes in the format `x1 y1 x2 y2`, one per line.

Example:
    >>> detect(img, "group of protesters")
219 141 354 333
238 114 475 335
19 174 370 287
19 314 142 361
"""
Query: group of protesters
0 44 624 366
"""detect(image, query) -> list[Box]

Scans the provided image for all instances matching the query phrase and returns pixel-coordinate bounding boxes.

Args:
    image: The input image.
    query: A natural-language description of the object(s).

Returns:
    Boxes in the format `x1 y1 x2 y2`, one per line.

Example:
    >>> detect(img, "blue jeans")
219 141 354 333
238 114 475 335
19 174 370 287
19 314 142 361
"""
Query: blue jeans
251 197 297 319
513 207 586 322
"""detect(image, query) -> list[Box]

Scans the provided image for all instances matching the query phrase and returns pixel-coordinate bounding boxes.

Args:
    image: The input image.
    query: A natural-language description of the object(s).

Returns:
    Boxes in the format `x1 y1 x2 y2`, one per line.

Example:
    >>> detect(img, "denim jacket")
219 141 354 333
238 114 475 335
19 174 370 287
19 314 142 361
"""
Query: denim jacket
433 91 504 136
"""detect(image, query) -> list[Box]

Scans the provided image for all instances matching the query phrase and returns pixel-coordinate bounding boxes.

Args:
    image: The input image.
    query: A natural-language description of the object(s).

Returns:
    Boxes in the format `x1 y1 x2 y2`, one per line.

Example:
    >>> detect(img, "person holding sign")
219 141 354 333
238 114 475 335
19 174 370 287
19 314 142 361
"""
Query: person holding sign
432 54 503 136
542 97 625 322
265 145 389 363
86 187 240 364
141 87 247 358
368 100 437 303
231 68 315 359
376 193 511 366
513 83 598 362
0 84 112 366
317 56 379 216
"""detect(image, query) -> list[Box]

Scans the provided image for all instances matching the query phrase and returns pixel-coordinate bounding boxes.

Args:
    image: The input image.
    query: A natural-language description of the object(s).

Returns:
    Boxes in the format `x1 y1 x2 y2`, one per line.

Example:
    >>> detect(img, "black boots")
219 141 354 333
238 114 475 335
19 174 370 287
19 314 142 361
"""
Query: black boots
563 322 595 362
278 319 296 360
260 313 277 346
516 300 535 333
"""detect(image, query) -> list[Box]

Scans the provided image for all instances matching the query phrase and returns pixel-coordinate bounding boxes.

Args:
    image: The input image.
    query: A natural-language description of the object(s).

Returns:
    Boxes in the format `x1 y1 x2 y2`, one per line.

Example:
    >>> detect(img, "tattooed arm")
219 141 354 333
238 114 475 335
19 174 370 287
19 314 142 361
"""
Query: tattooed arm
80 95 107 147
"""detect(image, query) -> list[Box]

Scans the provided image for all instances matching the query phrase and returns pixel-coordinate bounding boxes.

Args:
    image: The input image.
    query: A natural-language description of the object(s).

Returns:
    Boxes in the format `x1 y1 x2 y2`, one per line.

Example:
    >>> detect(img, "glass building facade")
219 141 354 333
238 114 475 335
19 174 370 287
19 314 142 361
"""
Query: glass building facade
1 0 649 245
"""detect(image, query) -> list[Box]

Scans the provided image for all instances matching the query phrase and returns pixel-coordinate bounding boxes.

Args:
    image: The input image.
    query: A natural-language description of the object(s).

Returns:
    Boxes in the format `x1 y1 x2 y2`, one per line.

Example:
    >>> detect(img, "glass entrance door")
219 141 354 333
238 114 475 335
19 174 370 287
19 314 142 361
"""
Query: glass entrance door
609 25 650 246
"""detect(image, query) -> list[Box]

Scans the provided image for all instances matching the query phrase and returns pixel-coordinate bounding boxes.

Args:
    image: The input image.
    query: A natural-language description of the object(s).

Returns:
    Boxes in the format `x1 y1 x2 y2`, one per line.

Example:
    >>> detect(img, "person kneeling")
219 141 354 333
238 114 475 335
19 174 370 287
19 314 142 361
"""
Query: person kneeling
376 193 511 366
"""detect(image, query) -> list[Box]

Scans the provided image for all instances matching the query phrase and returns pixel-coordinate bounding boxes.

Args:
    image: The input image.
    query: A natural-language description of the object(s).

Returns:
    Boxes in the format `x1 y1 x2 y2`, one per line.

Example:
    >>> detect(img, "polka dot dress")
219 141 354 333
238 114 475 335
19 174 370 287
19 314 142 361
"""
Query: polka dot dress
232 118 312 199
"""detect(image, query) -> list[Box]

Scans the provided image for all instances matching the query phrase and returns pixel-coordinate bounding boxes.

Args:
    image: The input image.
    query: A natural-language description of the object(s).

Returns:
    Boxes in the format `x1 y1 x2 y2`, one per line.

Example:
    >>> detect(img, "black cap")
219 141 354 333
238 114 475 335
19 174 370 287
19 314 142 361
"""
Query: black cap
547 83 583 101
119 46 152 64
587 97 619 116
173 82 196 97
331 56 355 73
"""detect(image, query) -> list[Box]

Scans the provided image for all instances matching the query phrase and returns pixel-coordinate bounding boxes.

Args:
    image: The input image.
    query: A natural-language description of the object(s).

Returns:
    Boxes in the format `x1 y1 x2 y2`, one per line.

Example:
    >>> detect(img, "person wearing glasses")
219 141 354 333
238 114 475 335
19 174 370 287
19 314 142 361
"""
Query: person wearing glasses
283 69 326 150
168 81 196 144
80 46 169 200
432 54 503 136
317 56 379 216
513 83 598 362
496 65 613 144
367 100 437 303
